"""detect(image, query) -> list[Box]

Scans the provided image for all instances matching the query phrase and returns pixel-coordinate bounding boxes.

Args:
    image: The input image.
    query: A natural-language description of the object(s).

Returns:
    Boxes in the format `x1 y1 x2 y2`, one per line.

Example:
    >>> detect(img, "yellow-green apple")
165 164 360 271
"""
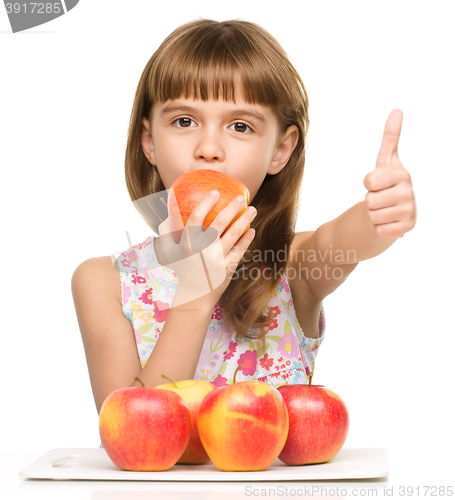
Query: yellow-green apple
99 387 191 471
155 376 218 464
168 169 251 242
277 384 349 465
197 381 289 471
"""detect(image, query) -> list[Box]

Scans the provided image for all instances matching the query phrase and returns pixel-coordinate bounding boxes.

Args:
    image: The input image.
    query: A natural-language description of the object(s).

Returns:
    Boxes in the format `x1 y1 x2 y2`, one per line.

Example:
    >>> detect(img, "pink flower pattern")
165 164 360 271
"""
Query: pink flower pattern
139 287 154 305
223 340 238 361
259 353 274 370
122 283 131 306
237 350 257 376
277 333 300 359
153 300 170 324
213 375 227 388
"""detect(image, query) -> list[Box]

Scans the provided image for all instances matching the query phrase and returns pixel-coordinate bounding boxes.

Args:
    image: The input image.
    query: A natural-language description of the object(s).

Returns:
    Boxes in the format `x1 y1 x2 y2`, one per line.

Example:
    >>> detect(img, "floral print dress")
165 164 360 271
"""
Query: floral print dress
111 235 326 389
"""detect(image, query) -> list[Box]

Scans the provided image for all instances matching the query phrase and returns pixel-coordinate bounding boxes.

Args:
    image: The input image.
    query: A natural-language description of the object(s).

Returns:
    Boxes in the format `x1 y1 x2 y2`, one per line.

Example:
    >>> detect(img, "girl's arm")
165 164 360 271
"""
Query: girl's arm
72 257 140 414
315 199 402 264
130 291 215 390
72 257 215 415
291 110 416 302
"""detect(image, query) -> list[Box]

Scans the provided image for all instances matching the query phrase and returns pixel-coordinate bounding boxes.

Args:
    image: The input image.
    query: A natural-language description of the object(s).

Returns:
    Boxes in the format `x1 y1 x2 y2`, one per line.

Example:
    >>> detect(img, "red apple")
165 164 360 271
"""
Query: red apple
197 381 289 471
277 384 349 465
99 387 191 471
168 169 251 241
155 377 218 464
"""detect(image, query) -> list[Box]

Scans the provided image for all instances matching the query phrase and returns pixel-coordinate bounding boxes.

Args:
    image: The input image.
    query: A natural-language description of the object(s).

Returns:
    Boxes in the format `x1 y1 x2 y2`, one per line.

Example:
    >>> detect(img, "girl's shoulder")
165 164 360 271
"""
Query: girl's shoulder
72 256 122 306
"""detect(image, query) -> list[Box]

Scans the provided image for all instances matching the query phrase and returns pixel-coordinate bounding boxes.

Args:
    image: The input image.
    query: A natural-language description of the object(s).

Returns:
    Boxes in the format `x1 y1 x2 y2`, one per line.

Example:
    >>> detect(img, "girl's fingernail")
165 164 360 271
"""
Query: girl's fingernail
211 190 220 197
236 195 245 203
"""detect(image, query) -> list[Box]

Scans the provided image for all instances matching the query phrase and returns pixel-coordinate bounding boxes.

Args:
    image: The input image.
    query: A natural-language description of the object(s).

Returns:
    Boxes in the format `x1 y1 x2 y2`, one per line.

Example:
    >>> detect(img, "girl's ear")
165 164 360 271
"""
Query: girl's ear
141 118 157 165
268 125 299 175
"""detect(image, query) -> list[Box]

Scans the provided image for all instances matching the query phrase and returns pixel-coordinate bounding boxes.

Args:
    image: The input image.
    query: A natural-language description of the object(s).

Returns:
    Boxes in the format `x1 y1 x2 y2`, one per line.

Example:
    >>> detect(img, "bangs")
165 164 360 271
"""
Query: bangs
147 22 291 108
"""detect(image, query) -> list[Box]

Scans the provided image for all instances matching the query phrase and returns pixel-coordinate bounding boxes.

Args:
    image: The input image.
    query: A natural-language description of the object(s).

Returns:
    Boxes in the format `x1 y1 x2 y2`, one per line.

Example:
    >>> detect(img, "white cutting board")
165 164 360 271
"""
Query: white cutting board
19 448 388 481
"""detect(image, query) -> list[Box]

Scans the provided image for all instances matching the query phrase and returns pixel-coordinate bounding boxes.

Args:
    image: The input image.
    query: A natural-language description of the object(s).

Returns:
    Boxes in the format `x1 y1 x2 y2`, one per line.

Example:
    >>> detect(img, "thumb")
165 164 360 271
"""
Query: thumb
376 109 403 167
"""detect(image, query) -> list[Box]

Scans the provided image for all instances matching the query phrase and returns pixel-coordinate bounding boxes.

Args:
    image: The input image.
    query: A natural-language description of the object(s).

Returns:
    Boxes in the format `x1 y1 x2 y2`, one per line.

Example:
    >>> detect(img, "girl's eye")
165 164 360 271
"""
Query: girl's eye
229 122 252 133
173 117 196 128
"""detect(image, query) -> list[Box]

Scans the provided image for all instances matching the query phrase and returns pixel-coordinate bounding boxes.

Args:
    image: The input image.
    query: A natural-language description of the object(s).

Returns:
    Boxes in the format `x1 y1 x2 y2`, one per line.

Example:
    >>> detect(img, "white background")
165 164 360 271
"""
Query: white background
0 0 453 479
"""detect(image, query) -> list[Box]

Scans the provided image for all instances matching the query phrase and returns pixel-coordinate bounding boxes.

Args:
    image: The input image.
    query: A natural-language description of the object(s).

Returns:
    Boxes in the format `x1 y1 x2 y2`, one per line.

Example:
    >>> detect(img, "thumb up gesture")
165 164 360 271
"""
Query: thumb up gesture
363 110 417 238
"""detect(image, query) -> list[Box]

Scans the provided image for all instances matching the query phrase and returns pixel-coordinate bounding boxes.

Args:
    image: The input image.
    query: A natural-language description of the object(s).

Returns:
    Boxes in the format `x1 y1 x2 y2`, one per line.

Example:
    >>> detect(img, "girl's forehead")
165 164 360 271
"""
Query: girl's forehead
159 90 273 110
162 95 256 106
155 72 267 108
168 79 248 104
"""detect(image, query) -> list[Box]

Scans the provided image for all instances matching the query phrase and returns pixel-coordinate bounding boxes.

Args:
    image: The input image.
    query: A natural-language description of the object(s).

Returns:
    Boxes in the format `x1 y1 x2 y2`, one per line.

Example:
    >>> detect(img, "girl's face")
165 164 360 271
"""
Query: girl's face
141 91 298 202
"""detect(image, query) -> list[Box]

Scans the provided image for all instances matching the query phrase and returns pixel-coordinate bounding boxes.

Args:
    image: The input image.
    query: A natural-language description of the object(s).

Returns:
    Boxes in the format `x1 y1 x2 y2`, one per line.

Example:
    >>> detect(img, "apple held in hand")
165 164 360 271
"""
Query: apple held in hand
277 384 349 466
99 387 191 472
168 169 251 238
155 375 218 464
197 380 289 472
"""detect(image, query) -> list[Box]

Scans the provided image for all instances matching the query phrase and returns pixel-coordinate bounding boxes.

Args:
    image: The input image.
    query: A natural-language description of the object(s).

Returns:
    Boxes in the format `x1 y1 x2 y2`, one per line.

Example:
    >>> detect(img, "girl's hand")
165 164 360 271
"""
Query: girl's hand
363 109 417 238
157 191 257 307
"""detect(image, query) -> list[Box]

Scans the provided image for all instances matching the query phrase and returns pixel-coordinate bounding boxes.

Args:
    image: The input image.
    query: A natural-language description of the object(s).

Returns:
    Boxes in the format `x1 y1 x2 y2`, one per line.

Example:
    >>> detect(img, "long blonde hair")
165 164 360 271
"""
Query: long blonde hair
124 19 310 342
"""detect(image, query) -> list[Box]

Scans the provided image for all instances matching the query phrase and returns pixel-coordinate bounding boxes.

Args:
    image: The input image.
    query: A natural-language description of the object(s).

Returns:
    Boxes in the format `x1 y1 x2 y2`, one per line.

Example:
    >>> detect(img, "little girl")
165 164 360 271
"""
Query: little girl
72 19 417 420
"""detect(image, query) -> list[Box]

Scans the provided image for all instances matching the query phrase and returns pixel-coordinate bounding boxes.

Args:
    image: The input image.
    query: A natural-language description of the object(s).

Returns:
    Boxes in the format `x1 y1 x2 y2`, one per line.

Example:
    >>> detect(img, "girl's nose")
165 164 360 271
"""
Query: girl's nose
194 134 225 163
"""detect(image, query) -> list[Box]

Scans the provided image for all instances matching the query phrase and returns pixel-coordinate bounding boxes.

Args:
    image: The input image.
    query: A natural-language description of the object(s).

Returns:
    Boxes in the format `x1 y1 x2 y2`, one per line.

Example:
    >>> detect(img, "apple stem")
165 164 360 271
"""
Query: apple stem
161 374 178 388
309 372 313 386
233 365 242 384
